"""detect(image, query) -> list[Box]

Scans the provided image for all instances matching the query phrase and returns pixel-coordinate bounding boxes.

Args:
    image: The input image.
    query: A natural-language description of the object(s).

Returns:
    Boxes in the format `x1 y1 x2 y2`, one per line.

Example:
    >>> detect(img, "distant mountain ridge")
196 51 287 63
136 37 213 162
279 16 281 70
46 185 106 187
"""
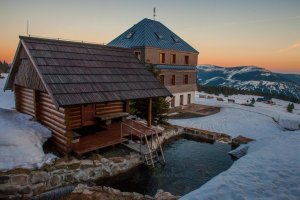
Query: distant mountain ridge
197 65 300 100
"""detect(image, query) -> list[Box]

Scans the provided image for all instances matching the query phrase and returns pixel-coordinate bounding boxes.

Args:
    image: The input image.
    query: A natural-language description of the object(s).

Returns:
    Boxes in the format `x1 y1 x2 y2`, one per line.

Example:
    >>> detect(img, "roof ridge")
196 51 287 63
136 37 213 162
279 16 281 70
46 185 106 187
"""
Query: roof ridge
108 18 199 53
19 35 130 51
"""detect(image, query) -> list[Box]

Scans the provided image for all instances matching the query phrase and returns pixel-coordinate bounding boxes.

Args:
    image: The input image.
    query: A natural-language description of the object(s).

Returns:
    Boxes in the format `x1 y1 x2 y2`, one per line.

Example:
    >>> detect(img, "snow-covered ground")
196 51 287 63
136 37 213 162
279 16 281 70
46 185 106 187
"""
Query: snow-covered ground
0 74 55 171
172 92 300 200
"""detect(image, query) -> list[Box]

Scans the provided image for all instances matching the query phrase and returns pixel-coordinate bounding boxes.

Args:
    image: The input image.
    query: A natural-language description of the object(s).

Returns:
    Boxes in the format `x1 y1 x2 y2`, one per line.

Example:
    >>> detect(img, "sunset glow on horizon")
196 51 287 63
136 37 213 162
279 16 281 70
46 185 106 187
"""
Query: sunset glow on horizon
1 0 299 74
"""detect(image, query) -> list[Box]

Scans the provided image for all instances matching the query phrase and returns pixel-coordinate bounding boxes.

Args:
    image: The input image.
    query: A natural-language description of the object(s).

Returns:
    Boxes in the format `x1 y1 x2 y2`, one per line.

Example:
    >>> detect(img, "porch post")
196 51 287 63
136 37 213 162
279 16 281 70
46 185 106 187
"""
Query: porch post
147 98 152 127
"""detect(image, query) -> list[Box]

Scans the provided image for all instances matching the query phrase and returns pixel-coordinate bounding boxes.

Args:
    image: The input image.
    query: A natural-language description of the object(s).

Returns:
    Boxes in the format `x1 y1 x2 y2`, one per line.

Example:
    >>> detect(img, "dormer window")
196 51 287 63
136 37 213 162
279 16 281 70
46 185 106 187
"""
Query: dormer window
171 35 180 43
126 31 135 39
155 32 164 40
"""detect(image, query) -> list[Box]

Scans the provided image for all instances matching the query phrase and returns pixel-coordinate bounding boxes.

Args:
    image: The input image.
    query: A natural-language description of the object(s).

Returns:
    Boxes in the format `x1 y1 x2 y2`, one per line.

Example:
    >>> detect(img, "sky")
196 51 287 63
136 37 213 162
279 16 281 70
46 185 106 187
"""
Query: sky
0 0 299 73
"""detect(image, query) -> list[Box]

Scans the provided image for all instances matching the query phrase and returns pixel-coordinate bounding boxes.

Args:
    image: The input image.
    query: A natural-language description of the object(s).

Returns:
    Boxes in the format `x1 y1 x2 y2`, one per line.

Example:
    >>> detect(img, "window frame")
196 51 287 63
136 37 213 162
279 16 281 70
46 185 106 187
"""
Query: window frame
184 55 189 65
160 53 166 64
184 74 189 84
134 51 141 60
171 74 176 85
171 54 176 64
160 75 165 85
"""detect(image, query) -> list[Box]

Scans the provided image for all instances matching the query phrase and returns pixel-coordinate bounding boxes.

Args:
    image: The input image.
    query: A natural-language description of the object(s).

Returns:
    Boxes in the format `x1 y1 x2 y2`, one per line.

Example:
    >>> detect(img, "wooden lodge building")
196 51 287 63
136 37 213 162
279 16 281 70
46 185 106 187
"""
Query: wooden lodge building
108 18 199 107
4 36 171 155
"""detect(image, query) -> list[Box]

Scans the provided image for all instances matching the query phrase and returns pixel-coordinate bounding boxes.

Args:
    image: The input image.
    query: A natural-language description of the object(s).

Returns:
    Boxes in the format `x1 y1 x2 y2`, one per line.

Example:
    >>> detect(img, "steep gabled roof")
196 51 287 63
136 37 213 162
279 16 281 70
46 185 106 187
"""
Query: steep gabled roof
5 36 171 107
108 18 198 53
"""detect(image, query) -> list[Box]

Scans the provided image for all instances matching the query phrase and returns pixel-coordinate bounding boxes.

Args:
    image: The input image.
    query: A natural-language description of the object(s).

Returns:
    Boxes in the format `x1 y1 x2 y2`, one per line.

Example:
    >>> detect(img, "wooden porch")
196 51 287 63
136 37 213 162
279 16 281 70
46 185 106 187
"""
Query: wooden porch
71 119 162 155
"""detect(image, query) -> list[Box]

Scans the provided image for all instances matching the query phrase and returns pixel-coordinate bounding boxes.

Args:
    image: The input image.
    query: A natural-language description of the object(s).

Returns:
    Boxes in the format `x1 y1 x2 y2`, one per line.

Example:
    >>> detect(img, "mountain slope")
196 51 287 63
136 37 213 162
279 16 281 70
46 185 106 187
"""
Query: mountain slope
197 65 300 100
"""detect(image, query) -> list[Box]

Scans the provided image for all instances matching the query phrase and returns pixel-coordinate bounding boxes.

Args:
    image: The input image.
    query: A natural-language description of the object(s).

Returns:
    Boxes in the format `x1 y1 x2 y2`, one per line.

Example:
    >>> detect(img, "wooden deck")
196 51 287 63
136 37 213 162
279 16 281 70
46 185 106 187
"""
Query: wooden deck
72 122 128 155
122 119 163 138
71 120 162 155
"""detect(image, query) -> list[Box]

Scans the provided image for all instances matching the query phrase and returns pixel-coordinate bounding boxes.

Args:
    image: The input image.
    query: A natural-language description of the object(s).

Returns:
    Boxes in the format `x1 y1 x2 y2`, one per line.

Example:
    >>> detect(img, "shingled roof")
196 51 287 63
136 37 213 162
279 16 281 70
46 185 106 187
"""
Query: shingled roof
5 36 171 107
108 18 198 53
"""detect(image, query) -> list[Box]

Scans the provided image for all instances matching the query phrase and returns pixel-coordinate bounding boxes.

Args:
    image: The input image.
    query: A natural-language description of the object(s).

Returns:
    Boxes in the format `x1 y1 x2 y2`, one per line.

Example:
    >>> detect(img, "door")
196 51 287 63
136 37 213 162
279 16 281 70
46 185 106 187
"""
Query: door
188 94 191 104
82 104 95 126
180 95 184 106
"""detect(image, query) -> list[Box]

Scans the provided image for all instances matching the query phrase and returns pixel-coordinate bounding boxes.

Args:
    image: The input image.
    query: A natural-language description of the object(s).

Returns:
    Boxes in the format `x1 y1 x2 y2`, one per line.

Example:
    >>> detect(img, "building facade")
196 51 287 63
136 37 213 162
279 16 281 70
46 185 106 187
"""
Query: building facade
108 18 199 107
5 36 171 155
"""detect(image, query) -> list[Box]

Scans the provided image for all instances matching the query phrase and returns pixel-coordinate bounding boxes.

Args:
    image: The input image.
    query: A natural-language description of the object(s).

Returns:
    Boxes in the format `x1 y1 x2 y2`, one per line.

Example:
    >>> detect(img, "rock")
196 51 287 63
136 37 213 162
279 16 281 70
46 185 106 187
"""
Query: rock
0 186 20 195
110 156 125 163
93 160 103 167
32 183 46 196
30 171 48 184
0 176 10 184
155 189 178 200
80 160 94 169
72 184 86 193
64 173 74 183
77 171 89 181
54 160 68 170
100 157 110 164
82 188 94 195
49 174 61 187
67 159 81 170
102 166 112 177
18 186 31 194
88 170 95 178
10 174 28 186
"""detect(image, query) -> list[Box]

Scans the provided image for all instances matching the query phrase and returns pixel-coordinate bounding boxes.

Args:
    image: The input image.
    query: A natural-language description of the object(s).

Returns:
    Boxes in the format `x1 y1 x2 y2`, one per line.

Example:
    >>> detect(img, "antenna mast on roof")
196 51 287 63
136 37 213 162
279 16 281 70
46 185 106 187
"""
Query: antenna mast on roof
153 7 156 20
26 20 29 36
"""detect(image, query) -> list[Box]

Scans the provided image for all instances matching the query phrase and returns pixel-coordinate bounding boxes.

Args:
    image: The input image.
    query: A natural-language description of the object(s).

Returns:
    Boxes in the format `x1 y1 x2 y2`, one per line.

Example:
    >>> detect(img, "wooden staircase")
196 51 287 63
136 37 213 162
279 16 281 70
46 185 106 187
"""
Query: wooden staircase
121 119 165 167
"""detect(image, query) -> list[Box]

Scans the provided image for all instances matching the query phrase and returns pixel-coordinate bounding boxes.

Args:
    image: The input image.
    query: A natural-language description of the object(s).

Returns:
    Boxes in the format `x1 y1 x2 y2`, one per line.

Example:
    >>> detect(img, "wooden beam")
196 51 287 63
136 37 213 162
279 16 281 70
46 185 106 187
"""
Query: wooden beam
147 98 152 127
125 100 130 113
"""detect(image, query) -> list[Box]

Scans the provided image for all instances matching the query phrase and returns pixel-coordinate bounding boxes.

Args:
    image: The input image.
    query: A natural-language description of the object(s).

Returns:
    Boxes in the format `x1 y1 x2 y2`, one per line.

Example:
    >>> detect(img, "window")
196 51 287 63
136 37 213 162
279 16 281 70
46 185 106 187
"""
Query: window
180 95 184 106
155 32 164 40
171 54 176 64
134 51 141 60
188 94 191 104
171 97 175 107
184 55 189 65
171 35 180 43
171 75 176 85
184 74 189 84
160 75 165 85
160 53 166 64
126 31 135 39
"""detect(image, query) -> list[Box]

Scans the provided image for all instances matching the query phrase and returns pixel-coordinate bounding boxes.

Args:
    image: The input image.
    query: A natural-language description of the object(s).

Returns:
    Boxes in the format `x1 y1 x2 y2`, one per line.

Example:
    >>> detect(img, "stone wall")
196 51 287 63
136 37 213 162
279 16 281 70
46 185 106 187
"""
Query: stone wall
0 153 141 199
64 184 179 200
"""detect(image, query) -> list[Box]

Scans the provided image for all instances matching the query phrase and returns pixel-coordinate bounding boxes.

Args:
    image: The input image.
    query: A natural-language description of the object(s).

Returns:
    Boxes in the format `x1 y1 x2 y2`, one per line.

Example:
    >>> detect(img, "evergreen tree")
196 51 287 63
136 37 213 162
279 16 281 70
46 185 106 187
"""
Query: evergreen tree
251 98 255 105
130 62 170 125
287 103 294 113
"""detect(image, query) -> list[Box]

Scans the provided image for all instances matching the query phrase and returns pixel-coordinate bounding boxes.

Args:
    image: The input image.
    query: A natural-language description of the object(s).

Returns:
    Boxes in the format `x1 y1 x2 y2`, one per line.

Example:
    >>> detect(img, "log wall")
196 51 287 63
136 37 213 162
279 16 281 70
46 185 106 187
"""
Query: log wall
15 85 35 116
15 85 70 154
64 101 125 130
95 101 125 116
15 84 126 155
38 92 70 153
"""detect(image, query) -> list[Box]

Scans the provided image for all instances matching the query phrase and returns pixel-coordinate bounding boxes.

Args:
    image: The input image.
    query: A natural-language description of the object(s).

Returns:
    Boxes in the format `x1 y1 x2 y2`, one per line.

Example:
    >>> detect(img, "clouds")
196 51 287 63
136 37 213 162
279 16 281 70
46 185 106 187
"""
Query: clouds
277 41 300 53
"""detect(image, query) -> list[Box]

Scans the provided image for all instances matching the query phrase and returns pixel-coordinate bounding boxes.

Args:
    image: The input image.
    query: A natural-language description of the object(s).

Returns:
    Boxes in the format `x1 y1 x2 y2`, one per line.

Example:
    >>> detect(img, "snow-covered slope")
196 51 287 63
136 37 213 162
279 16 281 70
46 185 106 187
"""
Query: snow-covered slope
197 65 300 100
0 74 55 171
169 92 300 200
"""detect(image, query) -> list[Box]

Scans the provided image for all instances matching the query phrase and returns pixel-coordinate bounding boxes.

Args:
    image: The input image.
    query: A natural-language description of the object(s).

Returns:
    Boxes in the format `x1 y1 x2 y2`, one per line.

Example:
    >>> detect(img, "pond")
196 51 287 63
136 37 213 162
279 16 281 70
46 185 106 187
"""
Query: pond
97 137 235 196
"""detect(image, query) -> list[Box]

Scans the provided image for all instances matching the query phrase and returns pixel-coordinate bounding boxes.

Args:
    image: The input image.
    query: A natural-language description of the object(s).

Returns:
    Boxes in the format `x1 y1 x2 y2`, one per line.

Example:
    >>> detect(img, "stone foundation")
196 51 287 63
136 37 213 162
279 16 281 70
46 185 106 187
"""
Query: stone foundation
64 184 179 200
0 153 141 199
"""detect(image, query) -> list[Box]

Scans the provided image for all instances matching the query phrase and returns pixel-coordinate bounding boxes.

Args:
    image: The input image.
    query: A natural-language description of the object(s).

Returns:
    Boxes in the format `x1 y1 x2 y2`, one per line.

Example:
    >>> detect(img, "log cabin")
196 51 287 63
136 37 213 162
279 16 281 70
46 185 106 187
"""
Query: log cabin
108 18 199 108
4 36 171 155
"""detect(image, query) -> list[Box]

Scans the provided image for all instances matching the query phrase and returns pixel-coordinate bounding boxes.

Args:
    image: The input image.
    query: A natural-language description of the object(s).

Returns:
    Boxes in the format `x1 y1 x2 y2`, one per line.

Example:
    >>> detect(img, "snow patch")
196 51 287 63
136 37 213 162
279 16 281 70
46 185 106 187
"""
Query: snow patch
0 74 56 171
